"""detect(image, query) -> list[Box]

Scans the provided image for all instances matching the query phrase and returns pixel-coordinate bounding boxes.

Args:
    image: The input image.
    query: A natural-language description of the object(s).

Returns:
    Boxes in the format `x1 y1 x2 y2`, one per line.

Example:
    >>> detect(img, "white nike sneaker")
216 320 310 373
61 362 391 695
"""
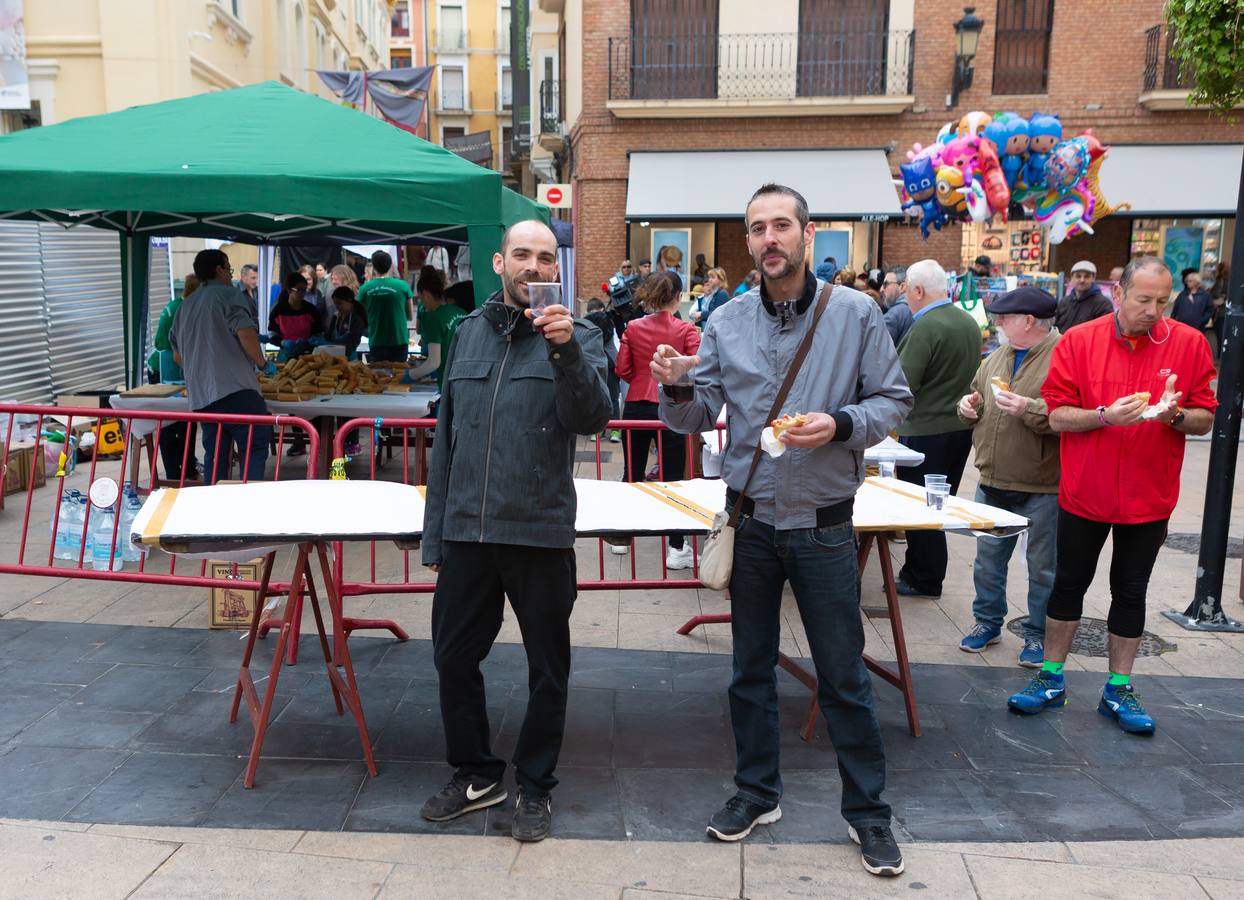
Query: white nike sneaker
665 543 693 570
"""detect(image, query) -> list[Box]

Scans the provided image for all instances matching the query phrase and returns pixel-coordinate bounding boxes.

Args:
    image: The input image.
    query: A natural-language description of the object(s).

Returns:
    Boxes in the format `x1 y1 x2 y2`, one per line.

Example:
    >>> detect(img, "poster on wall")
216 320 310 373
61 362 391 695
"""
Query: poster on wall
651 229 690 287
1163 226 1204 277
0 0 27 111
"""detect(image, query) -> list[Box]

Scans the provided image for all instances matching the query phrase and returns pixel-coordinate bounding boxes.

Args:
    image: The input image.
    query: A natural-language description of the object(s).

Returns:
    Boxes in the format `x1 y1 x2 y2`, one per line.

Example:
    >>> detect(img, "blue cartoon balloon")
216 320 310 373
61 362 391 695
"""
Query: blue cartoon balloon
1024 112 1062 192
899 156 946 238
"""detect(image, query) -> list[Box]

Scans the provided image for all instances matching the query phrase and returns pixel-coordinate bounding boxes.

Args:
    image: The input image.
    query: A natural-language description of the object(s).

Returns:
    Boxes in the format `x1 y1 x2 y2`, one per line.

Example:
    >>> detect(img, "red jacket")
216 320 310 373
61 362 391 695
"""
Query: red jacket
616 311 701 404
1042 314 1217 524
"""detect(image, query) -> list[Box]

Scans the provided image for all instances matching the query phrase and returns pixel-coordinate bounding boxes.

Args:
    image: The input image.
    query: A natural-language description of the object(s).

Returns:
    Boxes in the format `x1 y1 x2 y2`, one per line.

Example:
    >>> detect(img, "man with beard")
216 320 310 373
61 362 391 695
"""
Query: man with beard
652 184 912 876
420 220 612 842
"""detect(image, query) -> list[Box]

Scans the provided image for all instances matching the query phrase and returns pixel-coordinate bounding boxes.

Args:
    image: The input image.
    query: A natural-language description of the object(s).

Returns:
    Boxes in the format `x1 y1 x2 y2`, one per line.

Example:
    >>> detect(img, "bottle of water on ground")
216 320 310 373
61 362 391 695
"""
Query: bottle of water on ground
91 505 124 572
120 486 144 562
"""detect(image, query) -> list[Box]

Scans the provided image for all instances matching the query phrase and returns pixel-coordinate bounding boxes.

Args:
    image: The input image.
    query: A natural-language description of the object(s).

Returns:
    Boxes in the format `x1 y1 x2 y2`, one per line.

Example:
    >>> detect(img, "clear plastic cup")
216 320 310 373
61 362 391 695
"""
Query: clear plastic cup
926 483 952 510
923 474 949 489
875 450 897 479
670 363 696 403
527 282 562 319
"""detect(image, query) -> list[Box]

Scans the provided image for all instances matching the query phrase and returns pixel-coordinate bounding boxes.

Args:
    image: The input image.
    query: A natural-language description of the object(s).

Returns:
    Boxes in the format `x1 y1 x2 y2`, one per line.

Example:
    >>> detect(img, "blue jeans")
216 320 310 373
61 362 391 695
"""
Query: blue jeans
198 389 272 485
728 513 891 827
971 485 1058 640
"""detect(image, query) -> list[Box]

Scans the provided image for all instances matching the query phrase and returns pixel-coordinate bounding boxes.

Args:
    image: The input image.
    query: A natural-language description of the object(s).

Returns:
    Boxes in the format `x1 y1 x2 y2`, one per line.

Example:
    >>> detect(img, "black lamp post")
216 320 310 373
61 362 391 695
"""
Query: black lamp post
951 6 985 107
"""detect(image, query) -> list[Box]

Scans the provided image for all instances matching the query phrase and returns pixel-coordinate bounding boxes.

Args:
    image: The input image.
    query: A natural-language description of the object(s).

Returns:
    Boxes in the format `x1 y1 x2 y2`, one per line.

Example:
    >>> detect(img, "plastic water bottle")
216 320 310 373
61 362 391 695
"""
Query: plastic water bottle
91 506 123 572
52 492 73 560
120 488 143 562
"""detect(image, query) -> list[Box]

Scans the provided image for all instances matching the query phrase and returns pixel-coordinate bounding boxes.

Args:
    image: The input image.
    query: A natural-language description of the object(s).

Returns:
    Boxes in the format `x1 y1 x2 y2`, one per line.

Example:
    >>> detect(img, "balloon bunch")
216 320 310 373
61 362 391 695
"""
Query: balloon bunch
898 111 1130 244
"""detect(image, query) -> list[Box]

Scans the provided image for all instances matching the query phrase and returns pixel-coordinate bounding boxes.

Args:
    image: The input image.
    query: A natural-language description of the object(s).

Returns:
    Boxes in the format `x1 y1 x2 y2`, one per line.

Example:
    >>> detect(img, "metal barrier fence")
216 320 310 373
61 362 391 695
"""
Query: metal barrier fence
327 416 728 601
0 403 318 593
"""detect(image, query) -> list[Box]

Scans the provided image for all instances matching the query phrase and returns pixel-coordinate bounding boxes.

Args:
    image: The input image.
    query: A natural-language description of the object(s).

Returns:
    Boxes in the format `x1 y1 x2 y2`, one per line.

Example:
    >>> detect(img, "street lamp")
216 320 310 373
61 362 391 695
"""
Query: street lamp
950 6 985 107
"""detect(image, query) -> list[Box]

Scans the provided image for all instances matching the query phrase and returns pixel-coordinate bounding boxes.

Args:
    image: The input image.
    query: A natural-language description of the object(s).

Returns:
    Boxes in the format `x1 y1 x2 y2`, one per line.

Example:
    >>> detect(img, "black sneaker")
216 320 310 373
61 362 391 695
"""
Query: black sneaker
419 777 506 822
705 794 782 842
849 824 905 876
510 789 552 842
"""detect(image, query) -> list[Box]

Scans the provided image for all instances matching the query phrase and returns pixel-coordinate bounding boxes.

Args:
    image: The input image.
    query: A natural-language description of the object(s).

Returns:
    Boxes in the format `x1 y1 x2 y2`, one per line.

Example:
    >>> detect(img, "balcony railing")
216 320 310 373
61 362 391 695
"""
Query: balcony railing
608 31 914 102
1143 24 1194 92
539 80 562 134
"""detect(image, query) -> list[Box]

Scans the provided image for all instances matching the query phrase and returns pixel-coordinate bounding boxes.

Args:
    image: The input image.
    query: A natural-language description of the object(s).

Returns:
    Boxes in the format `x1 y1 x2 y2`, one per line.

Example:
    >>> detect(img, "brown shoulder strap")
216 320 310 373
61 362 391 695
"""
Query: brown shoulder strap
727 283 832 527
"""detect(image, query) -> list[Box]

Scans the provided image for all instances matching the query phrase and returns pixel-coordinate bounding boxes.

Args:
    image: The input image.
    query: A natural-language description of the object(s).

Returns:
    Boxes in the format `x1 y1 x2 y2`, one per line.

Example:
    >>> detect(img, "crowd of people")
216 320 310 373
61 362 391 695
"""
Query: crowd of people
151 190 1220 871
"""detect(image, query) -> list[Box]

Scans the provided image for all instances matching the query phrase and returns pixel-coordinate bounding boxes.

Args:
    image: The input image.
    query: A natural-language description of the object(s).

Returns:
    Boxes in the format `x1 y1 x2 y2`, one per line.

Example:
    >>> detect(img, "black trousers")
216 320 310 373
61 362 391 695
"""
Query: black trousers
621 399 687 549
1046 508 1168 639
897 429 974 594
432 540 577 796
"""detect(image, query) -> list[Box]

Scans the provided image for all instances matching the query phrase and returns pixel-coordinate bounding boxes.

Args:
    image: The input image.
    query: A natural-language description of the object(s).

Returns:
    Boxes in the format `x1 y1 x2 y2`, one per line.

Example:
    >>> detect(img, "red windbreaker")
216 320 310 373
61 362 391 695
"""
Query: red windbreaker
1042 314 1217 524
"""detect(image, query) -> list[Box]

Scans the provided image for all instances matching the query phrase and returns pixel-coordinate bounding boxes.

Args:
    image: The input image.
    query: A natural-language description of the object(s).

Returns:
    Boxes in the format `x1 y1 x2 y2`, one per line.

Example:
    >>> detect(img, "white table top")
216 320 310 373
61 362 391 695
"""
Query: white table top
133 477 1026 558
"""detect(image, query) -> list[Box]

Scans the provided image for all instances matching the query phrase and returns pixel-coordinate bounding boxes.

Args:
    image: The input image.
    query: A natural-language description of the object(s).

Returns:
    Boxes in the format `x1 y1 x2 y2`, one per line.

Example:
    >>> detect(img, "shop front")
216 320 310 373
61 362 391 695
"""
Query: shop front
623 149 902 290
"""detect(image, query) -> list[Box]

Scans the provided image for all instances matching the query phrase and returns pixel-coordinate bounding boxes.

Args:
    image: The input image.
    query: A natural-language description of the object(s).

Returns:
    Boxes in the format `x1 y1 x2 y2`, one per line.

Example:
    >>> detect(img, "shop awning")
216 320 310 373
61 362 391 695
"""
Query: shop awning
1099 144 1242 217
625 149 902 220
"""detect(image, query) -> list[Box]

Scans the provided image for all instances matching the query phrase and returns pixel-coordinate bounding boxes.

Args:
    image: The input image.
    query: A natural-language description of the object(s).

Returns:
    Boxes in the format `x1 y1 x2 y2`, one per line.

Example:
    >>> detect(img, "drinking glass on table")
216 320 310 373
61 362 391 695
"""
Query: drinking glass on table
926 483 951 510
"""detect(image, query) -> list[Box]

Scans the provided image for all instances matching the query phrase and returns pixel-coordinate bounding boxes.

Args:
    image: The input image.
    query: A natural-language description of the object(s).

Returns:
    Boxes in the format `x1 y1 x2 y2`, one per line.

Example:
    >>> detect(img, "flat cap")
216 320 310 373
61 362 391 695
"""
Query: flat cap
985 285 1057 318
1070 260 1097 275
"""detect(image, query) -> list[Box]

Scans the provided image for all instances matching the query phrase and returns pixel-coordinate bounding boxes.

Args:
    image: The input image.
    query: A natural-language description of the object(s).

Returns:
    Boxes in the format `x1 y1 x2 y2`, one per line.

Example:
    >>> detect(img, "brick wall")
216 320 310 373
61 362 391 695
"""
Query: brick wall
881 220 964 271
572 0 1241 299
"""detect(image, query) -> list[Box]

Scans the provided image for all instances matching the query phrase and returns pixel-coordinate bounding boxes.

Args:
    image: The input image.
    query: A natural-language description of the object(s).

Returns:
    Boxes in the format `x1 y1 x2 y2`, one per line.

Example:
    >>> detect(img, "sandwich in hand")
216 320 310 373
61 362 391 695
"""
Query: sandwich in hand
1132 391 1151 404
762 413 808 458
989 376 1009 398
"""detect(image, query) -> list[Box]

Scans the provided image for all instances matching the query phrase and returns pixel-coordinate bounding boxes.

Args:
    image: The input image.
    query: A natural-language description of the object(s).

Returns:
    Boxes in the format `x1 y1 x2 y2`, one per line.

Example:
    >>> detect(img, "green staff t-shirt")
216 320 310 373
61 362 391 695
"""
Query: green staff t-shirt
421 303 468 389
357 276 413 348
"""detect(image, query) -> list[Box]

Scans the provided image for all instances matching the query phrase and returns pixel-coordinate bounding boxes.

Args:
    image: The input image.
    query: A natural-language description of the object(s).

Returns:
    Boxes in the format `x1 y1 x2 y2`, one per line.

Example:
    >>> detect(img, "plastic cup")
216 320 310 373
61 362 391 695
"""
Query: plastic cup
876 450 897 479
527 282 562 319
670 364 696 403
926 483 951 510
924 474 949 488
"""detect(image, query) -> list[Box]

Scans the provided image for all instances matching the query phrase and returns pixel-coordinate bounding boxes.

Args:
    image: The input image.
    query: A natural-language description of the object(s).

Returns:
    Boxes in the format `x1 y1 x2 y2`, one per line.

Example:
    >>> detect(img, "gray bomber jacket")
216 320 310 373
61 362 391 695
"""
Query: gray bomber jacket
422 294 612 564
660 274 913 530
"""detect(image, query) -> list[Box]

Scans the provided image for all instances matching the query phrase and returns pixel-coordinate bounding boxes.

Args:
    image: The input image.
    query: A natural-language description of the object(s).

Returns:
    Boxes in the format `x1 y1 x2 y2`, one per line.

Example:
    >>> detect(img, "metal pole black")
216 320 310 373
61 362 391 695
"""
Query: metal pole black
1164 151 1244 633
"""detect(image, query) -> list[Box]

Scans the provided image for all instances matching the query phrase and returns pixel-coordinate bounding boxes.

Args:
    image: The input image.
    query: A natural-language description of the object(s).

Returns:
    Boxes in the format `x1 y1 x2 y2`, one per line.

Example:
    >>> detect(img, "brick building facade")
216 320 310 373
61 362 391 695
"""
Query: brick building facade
564 0 1239 299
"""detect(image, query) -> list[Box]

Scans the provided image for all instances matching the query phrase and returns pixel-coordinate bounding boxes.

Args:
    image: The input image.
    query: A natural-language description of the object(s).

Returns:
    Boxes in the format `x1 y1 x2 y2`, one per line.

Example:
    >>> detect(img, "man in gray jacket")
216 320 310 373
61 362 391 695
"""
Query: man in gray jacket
653 184 912 877
419 220 612 842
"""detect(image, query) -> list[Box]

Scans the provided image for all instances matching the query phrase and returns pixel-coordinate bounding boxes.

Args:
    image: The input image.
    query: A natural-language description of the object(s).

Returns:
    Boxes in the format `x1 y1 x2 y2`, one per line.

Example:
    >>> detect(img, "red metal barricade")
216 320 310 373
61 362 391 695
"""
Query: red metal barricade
0 403 318 593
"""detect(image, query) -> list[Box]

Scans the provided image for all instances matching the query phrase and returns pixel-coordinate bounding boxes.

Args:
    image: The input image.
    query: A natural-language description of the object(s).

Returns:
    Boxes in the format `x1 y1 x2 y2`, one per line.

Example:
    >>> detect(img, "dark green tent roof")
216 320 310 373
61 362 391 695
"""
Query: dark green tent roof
0 80 545 244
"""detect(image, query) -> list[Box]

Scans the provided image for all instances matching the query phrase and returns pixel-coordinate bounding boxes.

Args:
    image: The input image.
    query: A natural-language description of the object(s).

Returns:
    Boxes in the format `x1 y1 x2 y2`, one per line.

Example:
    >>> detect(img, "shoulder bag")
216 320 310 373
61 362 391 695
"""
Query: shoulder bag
698 284 832 590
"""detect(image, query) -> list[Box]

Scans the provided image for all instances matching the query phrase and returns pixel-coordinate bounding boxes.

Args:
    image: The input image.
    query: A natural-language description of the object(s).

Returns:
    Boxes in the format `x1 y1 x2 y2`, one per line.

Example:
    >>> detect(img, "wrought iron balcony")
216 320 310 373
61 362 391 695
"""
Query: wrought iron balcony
608 30 914 102
539 80 562 135
1143 24 1194 92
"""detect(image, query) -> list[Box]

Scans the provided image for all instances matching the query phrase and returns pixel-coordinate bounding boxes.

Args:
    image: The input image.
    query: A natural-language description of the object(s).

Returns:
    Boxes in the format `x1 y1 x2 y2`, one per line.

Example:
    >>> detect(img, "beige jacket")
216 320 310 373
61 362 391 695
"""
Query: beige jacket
958 330 1060 493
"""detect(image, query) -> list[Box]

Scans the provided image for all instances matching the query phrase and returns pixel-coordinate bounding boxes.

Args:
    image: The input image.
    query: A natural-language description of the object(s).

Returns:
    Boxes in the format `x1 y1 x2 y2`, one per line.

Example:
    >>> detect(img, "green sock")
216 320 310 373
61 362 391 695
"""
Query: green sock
1108 672 1130 686
1041 660 1064 676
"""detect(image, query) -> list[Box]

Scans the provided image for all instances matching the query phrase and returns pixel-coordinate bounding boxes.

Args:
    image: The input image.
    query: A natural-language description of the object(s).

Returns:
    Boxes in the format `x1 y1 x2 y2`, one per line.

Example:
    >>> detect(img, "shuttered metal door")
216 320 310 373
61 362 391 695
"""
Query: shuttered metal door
146 240 172 364
40 224 128 397
0 221 53 404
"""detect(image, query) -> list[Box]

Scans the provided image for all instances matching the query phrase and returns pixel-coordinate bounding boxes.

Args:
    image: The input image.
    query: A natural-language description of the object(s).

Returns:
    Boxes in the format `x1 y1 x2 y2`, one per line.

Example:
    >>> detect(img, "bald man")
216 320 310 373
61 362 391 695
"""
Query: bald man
420 220 612 842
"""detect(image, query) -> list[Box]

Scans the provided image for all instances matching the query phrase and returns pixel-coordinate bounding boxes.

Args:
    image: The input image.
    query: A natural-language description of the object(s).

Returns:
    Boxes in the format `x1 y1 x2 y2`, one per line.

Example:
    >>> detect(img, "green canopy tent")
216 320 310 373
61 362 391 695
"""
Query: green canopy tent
0 81 547 387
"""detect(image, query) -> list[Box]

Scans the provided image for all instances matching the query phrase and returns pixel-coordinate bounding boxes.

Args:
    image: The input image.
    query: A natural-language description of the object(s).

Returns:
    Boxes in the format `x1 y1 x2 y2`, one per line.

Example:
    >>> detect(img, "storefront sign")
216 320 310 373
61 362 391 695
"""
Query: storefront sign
0 0 28 111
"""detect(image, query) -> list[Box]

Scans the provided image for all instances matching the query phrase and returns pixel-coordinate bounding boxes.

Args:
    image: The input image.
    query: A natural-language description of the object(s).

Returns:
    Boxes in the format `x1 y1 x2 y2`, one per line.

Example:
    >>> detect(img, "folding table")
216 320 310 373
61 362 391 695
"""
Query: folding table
647 478 1028 739
130 480 423 787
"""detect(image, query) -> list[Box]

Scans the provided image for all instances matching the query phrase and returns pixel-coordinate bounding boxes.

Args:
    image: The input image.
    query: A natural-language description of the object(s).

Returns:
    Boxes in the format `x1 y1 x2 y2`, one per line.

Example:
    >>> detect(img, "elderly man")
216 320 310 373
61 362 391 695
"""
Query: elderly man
420 220 611 842
882 266 912 344
653 183 912 876
956 287 1061 667
894 259 982 598
1008 258 1216 734
1055 260 1113 333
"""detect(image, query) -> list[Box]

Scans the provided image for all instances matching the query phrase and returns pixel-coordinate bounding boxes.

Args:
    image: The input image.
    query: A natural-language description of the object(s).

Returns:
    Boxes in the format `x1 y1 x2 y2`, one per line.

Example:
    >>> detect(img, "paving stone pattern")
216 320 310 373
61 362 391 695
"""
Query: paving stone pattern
1 618 1243 843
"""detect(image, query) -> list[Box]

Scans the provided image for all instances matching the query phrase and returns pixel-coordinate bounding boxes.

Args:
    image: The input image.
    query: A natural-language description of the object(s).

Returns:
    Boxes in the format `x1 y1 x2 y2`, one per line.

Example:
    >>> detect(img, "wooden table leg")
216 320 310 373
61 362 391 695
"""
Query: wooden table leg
233 549 308 788
860 533 922 737
314 541 378 777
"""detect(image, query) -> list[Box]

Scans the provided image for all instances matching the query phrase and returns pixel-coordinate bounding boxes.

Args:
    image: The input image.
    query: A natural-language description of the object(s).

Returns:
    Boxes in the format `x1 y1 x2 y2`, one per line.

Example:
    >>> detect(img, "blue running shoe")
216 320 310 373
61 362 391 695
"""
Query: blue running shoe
1098 683 1156 735
1007 671 1066 715
1018 639 1044 669
959 623 1002 653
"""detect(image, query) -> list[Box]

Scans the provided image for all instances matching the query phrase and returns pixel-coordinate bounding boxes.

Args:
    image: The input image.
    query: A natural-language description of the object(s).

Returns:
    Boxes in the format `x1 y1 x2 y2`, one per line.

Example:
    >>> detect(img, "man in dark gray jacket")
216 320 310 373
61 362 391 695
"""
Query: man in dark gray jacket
419 220 611 842
654 184 912 877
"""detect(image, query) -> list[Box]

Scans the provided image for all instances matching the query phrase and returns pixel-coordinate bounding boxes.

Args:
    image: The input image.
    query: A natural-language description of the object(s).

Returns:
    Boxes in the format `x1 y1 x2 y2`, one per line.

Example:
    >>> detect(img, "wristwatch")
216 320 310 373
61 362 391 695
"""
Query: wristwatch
1096 405 1109 427
1171 408 1186 428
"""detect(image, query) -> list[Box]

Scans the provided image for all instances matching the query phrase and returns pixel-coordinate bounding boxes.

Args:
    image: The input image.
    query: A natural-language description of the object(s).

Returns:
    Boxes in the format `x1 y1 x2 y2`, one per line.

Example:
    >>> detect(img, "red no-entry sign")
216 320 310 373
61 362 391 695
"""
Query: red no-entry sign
546 187 563 204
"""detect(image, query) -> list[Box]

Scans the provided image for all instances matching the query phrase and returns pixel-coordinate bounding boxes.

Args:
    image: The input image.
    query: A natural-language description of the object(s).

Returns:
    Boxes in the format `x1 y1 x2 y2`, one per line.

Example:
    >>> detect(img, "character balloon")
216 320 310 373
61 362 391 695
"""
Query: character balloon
935 165 969 216
899 156 946 238
976 140 1012 220
1023 113 1062 194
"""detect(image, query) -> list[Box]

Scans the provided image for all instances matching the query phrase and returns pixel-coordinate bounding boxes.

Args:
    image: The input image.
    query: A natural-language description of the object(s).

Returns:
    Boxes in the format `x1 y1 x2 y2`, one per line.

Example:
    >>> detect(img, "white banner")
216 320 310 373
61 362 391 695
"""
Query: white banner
0 0 28 111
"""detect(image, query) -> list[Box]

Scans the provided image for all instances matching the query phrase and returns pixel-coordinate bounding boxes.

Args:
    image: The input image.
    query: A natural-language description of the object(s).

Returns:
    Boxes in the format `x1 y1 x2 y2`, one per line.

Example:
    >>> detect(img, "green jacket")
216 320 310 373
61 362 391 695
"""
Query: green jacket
896 302 982 436
146 293 185 372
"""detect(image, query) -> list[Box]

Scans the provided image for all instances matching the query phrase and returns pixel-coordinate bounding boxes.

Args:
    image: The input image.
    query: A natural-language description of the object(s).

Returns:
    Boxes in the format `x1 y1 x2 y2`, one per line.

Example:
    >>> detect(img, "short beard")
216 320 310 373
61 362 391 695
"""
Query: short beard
502 271 530 307
752 239 806 282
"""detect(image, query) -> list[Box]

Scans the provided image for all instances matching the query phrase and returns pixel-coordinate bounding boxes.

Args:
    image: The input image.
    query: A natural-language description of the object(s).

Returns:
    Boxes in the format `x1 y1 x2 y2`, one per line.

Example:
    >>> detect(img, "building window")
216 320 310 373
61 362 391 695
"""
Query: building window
993 0 1055 94
439 3 466 49
499 0 511 48
501 65 512 108
442 126 466 145
500 125 512 167
796 0 890 97
391 49 412 68
628 0 719 100
392 1 411 37
441 66 466 109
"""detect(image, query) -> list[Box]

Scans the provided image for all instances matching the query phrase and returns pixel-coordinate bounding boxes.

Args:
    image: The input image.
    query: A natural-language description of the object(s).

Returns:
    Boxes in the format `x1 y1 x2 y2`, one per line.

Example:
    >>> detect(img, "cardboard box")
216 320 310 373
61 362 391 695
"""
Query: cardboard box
208 559 264 629
2 442 47 498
